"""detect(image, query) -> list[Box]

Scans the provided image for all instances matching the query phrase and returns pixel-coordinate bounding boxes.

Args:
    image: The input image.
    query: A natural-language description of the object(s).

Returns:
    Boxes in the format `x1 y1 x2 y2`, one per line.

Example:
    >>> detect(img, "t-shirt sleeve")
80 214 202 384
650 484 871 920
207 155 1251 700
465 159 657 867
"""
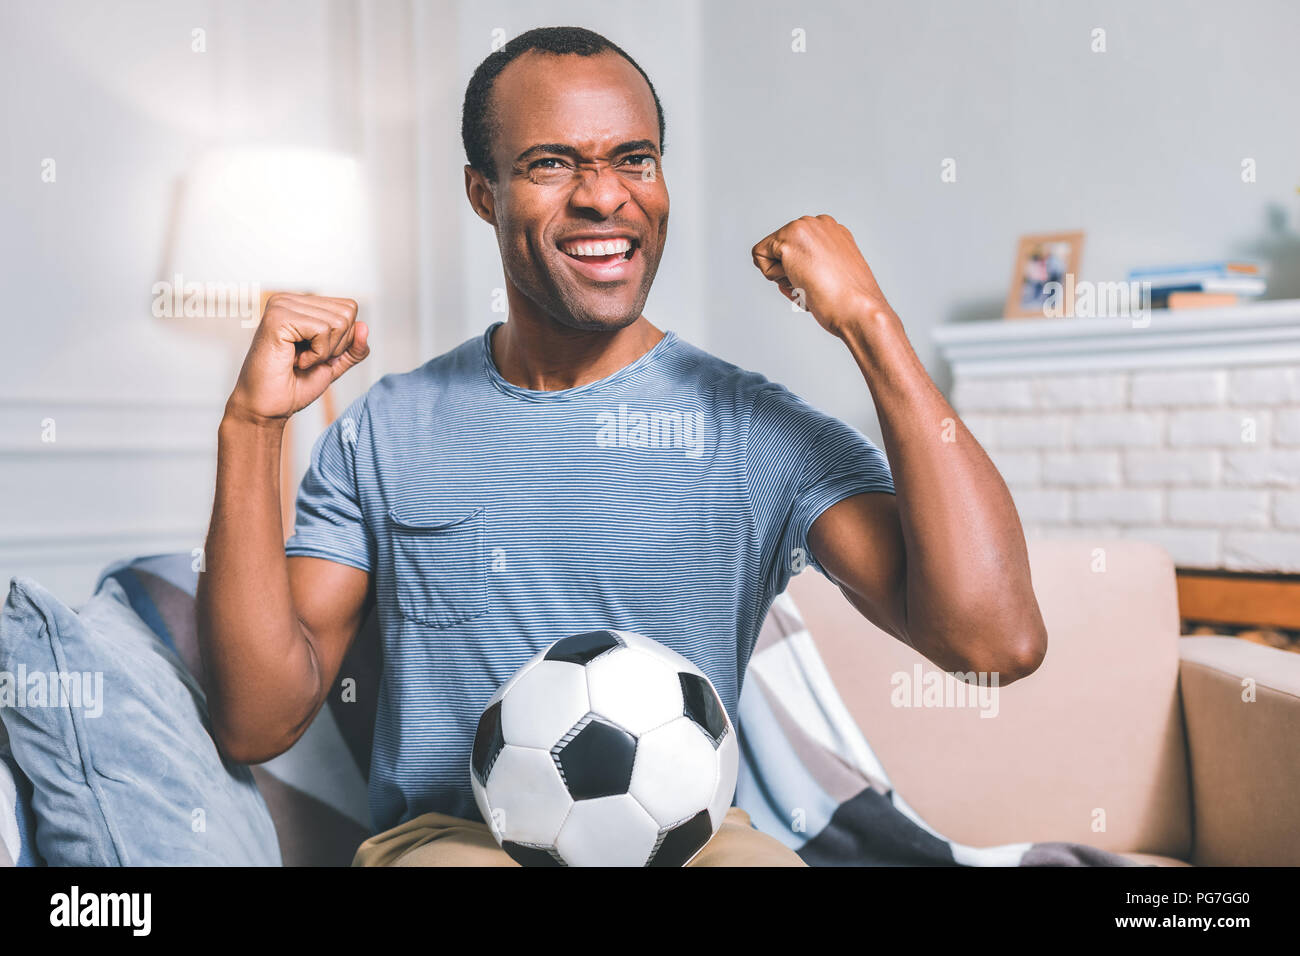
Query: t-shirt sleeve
747 383 895 596
283 394 374 573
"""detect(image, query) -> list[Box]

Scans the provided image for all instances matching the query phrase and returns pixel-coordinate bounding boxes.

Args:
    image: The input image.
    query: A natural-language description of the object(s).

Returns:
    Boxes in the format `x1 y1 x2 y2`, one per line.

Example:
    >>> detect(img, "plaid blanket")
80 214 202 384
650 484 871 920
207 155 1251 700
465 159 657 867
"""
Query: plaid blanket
735 591 1135 866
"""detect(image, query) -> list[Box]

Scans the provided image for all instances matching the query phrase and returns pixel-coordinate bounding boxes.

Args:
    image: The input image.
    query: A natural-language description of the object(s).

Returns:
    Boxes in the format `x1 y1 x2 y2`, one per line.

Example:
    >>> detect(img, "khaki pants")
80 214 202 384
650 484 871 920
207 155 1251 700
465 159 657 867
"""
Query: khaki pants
352 806 807 867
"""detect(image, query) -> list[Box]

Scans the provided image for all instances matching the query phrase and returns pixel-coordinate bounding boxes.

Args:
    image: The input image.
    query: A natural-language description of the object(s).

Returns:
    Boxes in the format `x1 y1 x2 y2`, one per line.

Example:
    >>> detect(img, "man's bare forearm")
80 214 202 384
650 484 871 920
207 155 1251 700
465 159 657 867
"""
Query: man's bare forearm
195 409 322 761
839 308 1047 677
749 215 1044 677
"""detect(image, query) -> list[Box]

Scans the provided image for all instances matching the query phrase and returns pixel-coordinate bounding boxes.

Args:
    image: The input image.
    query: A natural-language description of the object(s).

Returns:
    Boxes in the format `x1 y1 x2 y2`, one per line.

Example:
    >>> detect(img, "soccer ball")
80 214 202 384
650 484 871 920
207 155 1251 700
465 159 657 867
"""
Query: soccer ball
469 629 739 866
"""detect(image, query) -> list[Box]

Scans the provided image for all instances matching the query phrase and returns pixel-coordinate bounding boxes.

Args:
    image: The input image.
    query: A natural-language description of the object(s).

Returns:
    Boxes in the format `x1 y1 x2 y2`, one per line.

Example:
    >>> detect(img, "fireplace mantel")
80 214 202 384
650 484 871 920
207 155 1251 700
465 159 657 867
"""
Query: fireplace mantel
933 298 1300 377
929 297 1300 578
931 297 1300 638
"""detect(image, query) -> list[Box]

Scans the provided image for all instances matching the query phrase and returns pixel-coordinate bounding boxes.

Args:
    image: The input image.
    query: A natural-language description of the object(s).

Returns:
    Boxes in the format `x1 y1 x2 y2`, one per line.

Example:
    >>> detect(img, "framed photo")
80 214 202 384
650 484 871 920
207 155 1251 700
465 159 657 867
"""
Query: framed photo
1004 231 1085 318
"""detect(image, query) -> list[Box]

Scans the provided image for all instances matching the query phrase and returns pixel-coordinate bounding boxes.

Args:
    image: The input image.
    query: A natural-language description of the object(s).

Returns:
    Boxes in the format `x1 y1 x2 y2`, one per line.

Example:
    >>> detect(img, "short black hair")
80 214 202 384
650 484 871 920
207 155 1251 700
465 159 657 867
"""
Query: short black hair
461 26 666 183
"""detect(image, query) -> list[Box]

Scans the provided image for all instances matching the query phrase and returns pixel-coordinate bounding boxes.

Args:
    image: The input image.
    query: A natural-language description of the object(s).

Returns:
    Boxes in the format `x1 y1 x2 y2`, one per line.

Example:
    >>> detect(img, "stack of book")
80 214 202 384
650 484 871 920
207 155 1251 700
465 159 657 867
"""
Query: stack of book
1127 260 1266 309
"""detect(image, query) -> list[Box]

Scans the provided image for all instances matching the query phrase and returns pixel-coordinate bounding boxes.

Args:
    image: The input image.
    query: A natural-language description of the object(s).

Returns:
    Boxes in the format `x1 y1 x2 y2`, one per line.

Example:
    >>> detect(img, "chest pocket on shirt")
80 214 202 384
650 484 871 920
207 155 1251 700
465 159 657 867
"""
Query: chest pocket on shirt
387 505 489 628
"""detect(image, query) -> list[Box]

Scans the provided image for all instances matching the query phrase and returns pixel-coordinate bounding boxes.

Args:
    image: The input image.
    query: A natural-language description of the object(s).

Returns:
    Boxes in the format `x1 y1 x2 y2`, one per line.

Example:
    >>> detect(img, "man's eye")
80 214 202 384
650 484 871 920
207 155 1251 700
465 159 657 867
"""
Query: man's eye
527 155 655 177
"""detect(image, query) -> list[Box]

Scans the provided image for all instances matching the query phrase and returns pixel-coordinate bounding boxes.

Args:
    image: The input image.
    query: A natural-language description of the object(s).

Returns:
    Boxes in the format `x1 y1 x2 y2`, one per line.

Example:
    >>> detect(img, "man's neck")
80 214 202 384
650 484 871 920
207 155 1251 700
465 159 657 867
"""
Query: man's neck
490 314 666 391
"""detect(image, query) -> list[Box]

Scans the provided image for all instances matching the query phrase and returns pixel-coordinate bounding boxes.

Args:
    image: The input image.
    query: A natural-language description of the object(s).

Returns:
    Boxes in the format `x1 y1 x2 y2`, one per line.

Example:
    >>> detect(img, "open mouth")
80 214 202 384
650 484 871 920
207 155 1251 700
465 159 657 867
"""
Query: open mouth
557 236 640 280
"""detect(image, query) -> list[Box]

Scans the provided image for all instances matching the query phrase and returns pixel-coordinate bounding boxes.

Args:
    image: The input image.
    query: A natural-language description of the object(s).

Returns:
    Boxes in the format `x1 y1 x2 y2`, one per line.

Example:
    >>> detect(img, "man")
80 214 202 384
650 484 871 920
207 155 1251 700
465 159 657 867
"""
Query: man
196 26 1047 867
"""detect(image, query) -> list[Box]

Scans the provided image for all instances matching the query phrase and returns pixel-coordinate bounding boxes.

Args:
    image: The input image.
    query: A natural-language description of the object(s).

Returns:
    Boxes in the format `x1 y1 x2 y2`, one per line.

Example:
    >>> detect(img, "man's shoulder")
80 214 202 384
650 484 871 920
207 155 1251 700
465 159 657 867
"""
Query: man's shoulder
360 331 483 411
670 340 853 445
662 336 794 413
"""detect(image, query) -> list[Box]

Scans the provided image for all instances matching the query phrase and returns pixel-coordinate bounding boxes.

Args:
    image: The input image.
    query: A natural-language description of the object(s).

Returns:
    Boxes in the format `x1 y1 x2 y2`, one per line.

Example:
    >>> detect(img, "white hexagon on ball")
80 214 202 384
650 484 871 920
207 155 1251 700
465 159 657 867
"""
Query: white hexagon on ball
484 745 573 847
614 630 705 677
629 716 719 827
483 652 542 711
586 646 682 736
555 794 661 867
500 659 589 750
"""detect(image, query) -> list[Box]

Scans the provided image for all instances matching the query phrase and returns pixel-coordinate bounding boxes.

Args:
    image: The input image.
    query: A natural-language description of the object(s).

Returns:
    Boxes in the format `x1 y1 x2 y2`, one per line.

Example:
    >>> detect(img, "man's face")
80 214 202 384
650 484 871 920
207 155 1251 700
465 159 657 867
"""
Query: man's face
475 50 669 332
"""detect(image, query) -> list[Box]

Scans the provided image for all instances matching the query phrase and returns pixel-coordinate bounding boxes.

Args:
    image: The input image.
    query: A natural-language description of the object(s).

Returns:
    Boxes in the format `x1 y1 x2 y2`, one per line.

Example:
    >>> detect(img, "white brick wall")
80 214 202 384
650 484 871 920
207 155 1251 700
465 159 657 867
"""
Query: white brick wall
987 450 1040 484
1222 450 1300 488
1168 409 1270 446
951 364 1300 572
952 377 1036 412
1075 489 1163 524
1275 409 1300 445
1008 488 1071 523
1122 526 1220 568
1072 412 1163 447
1124 449 1218 485
1229 366 1300 404
960 414 998 447
953 374 1127 411
1167 489 1270 527
1042 451 1121 486
993 415 1070 449
1034 374 1127 410
1130 370 1226 407
1274 492 1300 530
1223 532 1300 573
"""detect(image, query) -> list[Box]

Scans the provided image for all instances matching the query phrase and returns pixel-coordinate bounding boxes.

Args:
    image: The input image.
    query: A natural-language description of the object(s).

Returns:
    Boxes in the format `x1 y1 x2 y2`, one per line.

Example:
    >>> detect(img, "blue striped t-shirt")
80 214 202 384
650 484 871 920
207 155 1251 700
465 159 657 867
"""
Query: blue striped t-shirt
285 321 895 832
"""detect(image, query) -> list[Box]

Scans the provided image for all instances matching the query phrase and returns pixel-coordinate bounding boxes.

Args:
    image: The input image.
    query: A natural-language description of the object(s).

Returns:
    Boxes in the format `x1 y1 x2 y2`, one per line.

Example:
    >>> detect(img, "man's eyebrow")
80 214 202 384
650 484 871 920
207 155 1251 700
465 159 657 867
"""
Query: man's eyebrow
514 140 660 164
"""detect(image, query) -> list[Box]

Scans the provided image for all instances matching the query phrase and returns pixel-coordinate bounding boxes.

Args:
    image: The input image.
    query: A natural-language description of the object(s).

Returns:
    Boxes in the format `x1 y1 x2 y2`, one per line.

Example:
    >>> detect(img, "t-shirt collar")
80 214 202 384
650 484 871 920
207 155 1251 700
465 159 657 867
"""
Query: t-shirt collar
481 320 678 402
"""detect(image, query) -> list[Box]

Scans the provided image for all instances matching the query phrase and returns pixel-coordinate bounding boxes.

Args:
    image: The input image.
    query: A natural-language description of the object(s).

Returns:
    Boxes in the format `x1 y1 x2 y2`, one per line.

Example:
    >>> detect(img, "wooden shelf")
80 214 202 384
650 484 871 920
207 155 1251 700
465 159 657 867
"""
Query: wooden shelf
1176 569 1300 631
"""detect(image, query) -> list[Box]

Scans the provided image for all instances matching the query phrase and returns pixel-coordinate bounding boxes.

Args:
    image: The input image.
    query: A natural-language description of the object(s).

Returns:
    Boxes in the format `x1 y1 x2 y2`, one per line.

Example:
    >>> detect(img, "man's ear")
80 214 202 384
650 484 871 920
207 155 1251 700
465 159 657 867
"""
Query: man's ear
464 165 497 225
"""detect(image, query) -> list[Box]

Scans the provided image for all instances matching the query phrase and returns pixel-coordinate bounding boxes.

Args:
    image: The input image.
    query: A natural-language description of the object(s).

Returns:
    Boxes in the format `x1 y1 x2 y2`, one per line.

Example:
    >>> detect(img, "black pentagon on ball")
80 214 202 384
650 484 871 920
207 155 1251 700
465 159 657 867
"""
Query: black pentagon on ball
502 842 565 867
471 700 506 788
680 672 728 745
545 629 625 665
553 716 637 799
649 809 715 867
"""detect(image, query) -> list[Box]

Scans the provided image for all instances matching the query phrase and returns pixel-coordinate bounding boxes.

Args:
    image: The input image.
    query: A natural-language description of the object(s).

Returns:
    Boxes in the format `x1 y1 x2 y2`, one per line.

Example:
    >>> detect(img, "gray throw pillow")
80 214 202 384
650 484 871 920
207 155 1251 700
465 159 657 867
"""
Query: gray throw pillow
0 575 280 865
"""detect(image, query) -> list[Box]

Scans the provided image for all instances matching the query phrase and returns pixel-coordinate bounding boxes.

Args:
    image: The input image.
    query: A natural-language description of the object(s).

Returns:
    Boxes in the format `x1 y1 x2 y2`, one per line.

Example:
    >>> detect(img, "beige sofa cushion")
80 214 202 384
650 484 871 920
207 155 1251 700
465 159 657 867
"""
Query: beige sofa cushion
1179 637 1300 865
787 537 1191 858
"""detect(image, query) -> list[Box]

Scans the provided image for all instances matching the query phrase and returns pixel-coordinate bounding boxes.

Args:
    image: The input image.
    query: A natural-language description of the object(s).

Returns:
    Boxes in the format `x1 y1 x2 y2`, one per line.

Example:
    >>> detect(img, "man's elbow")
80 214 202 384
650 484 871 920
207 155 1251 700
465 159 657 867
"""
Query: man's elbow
989 624 1048 685
210 718 273 766
212 724 301 766
208 700 305 766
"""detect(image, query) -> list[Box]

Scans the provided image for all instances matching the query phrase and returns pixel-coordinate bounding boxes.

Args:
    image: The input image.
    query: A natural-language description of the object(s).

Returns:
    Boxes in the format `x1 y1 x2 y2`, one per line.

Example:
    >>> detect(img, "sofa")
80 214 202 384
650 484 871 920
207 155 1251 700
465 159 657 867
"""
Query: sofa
789 537 1300 866
2 537 1297 866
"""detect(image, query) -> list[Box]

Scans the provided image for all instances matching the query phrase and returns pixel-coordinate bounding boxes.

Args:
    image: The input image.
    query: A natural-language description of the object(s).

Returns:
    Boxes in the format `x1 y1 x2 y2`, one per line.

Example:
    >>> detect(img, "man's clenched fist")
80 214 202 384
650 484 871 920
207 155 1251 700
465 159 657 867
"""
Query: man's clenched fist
226 293 370 426
751 214 895 338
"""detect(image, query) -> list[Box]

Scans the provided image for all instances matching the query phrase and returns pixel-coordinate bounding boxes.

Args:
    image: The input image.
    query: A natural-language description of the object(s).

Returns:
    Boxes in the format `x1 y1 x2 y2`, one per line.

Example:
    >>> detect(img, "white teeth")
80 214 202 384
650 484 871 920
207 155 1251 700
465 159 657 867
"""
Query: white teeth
561 237 632 257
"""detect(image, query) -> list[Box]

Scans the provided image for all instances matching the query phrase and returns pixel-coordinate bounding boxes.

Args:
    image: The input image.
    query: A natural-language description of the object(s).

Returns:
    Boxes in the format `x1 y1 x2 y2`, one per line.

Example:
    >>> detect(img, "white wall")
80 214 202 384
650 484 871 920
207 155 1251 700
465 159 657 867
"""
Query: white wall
0 0 376 601
699 0 1300 437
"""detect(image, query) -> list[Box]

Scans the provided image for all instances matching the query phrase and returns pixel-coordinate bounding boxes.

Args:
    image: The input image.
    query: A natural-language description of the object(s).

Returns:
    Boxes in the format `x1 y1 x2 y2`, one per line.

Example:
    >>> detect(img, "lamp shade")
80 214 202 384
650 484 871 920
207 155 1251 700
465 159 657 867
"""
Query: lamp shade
166 146 377 302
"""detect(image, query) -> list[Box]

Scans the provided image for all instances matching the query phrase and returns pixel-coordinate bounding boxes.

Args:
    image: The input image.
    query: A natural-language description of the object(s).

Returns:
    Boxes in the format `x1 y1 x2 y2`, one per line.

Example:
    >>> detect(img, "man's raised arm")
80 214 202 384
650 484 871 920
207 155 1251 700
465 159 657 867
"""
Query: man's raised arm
196 294 372 763
752 216 1048 684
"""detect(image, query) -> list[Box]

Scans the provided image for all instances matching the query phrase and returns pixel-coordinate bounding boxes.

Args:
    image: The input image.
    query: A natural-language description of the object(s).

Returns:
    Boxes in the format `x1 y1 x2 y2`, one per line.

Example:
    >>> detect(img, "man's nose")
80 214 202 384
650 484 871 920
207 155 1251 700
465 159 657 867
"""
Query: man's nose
569 164 631 217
